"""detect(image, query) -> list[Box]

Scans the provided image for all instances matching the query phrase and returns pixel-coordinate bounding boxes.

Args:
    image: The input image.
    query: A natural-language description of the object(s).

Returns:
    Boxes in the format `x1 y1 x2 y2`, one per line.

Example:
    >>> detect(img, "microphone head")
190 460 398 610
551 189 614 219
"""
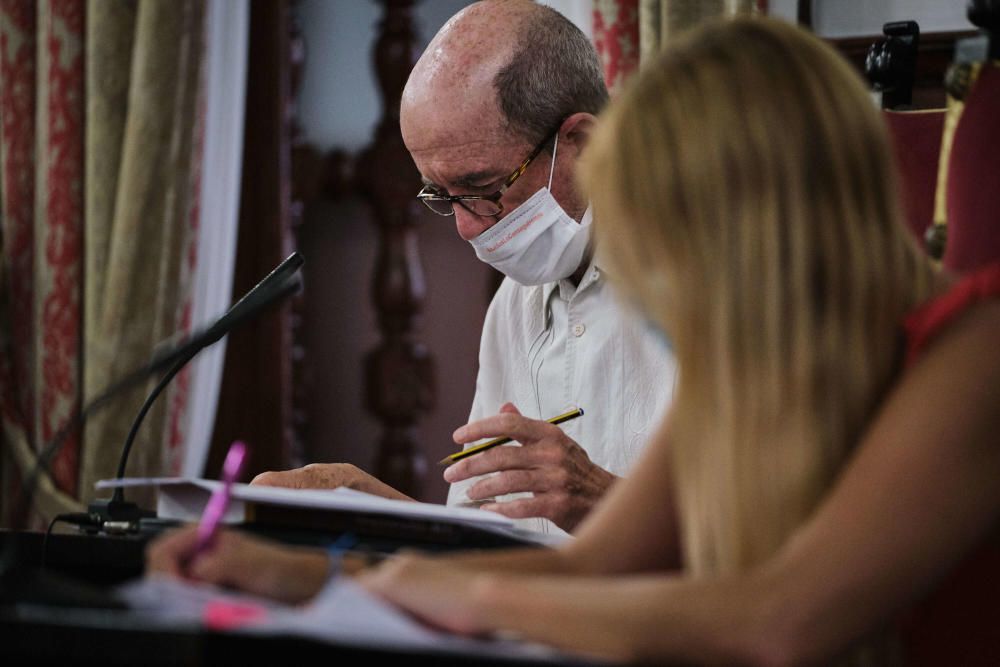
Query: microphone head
224 252 304 316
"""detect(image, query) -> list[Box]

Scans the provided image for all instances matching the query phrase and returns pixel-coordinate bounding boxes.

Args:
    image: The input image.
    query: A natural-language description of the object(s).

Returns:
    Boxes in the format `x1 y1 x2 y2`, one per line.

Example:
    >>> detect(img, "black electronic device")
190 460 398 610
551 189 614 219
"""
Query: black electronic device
865 20 920 109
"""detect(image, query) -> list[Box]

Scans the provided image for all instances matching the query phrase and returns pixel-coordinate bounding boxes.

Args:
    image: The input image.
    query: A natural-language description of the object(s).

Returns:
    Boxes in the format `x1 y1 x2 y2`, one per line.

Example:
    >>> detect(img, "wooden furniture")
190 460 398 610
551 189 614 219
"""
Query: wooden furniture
291 0 434 499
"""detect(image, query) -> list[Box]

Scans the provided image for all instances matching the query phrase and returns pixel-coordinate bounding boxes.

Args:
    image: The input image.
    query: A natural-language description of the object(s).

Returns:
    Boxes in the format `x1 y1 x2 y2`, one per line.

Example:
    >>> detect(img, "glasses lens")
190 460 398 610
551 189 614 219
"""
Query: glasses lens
461 198 502 217
421 197 455 216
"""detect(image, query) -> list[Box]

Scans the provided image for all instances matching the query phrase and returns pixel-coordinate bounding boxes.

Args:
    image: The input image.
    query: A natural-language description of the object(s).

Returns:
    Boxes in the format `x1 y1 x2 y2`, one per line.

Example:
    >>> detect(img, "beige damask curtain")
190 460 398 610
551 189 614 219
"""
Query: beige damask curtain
0 0 205 524
81 0 204 506
593 0 757 95
638 0 756 64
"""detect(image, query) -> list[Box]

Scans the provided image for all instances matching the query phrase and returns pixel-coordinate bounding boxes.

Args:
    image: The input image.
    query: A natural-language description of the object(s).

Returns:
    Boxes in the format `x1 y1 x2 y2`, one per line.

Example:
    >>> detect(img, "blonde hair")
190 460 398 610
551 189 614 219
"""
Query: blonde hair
584 13 934 606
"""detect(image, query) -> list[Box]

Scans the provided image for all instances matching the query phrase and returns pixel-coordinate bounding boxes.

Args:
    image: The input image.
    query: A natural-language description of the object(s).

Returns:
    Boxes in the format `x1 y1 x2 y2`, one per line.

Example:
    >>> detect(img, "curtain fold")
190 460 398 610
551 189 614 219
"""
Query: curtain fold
593 0 640 95
1 0 85 522
81 0 205 504
178 0 247 479
639 0 755 64
593 0 758 95
0 0 208 524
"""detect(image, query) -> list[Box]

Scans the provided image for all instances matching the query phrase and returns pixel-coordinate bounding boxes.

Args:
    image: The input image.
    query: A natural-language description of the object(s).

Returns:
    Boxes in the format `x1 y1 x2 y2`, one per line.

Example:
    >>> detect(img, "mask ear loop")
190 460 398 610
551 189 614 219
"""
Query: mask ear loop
546 132 559 191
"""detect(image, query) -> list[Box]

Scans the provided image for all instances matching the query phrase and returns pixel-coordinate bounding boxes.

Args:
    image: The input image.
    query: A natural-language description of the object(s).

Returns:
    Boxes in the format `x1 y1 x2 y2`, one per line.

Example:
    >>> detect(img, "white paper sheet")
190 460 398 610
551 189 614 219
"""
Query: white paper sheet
96 477 513 527
96 477 568 547
118 575 588 663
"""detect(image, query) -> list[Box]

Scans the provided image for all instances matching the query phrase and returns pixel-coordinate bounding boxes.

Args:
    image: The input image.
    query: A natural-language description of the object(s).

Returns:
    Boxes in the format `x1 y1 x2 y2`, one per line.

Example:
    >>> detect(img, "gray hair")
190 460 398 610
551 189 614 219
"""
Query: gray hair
494 4 609 144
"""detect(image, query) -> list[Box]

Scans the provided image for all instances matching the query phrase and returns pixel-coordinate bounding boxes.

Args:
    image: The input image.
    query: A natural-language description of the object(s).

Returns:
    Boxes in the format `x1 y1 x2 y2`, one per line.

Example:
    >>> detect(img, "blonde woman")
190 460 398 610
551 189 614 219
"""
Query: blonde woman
148 17 1000 665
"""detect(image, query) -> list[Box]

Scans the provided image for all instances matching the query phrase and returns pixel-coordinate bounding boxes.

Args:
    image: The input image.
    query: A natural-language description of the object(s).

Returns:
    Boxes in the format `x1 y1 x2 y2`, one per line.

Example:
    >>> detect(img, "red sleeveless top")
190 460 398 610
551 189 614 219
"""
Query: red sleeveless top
899 262 1000 666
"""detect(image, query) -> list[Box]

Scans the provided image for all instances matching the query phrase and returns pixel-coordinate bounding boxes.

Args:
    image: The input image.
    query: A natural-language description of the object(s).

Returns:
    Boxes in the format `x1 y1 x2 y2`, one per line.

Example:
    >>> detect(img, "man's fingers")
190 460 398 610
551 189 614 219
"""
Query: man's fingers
480 498 549 520
250 470 297 488
452 412 551 446
443 443 551 483
466 470 543 500
250 464 360 490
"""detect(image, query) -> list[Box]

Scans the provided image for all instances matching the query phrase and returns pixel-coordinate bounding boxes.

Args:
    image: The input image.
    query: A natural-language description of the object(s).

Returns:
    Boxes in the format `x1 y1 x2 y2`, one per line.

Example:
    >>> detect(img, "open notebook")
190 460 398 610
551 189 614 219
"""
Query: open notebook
95 477 568 547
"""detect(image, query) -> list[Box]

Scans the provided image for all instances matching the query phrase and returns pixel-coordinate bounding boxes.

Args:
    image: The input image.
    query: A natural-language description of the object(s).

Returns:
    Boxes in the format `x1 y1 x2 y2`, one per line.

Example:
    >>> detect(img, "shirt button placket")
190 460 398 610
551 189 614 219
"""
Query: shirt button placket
565 304 578 407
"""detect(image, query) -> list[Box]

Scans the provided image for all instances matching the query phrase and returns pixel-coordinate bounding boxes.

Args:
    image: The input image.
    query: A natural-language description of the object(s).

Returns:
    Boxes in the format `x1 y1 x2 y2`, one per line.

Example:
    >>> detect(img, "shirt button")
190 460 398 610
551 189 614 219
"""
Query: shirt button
572 323 586 337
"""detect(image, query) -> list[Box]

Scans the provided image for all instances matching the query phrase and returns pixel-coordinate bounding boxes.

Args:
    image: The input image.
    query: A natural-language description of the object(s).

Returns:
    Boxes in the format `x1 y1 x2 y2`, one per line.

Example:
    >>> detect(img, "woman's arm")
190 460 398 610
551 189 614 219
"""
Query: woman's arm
365 304 1000 665
745 302 1000 663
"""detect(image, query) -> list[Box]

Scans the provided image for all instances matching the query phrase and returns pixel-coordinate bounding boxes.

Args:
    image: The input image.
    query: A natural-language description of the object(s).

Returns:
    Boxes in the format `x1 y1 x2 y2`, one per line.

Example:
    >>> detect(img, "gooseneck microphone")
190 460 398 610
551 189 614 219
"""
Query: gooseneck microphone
0 253 304 609
0 252 304 605
88 251 305 525
0 252 304 590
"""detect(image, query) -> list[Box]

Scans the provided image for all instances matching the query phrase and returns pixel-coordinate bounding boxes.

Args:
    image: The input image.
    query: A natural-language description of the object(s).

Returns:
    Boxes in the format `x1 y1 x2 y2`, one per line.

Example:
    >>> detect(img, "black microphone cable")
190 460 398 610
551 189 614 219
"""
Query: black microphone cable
0 374 148 589
0 252 304 586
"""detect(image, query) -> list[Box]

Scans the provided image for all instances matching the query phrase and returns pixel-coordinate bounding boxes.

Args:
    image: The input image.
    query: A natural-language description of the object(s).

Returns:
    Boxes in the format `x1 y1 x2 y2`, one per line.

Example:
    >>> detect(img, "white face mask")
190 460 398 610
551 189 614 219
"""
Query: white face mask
468 135 591 286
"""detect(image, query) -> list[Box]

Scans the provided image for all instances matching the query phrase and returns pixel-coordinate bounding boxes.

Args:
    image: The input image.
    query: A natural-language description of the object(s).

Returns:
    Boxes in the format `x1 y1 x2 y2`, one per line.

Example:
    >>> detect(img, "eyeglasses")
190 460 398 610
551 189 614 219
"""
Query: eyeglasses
416 128 558 218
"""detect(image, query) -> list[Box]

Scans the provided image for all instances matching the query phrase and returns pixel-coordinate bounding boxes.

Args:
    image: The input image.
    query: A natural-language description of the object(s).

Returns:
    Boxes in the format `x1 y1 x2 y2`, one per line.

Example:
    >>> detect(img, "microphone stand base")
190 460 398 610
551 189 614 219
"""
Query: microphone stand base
86 498 156 534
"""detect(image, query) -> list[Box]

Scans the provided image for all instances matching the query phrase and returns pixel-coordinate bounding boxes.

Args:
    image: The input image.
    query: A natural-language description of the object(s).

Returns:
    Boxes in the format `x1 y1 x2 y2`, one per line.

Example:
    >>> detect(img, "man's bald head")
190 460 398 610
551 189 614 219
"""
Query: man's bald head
402 0 608 149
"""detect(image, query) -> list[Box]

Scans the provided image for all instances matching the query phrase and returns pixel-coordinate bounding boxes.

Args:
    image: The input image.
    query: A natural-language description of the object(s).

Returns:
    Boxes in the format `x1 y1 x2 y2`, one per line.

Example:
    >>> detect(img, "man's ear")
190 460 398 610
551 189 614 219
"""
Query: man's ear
560 112 598 156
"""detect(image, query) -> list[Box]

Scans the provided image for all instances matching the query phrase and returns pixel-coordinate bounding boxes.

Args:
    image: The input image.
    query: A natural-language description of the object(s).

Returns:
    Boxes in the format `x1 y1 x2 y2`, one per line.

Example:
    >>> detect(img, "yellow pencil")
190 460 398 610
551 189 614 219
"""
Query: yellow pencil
439 407 584 465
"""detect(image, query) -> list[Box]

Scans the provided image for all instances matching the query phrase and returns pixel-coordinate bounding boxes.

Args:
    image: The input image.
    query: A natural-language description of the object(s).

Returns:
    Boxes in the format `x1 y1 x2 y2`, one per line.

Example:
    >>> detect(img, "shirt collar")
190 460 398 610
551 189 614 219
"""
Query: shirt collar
540 207 603 315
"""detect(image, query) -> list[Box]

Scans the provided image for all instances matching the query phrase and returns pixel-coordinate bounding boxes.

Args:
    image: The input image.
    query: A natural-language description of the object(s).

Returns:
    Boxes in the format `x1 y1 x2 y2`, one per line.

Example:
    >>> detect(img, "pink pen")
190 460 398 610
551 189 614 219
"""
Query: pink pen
192 440 247 559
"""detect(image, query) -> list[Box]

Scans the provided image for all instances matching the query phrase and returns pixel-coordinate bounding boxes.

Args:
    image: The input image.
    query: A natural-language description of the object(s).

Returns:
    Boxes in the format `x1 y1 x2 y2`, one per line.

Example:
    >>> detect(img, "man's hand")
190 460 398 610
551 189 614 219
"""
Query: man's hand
251 463 413 501
445 403 617 532
145 526 331 605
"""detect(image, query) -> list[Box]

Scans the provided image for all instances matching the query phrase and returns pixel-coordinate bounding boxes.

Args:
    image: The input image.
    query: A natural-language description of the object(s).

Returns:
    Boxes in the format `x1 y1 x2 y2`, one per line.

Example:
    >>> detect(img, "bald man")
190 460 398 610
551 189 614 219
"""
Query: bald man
254 0 675 538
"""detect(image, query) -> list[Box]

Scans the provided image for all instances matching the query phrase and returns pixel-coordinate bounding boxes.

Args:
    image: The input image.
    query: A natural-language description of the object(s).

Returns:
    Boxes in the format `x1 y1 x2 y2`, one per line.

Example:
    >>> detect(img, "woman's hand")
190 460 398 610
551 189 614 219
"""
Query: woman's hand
145 526 332 605
358 553 498 636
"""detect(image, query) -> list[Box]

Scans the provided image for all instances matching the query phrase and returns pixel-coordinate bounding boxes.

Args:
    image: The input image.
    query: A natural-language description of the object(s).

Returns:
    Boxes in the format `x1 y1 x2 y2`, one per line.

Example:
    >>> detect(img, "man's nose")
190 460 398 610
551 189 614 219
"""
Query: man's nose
454 207 497 241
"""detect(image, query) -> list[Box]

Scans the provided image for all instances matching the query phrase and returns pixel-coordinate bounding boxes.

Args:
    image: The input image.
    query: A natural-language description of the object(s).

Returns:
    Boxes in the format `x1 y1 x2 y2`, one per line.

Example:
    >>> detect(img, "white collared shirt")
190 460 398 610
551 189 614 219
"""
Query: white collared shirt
446 252 677 538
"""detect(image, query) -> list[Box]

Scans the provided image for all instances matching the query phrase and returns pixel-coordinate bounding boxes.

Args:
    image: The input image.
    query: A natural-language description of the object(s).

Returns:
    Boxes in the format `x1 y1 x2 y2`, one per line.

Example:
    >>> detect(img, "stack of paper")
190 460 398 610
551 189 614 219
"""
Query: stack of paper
95 477 567 547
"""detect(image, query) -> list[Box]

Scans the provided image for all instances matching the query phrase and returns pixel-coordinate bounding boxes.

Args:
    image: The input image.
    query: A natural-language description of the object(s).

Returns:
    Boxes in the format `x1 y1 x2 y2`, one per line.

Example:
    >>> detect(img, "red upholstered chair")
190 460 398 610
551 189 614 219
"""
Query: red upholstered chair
866 21 947 249
891 56 1000 667
881 12 1000 664
866 14 1000 270
941 62 1000 273
883 109 946 243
